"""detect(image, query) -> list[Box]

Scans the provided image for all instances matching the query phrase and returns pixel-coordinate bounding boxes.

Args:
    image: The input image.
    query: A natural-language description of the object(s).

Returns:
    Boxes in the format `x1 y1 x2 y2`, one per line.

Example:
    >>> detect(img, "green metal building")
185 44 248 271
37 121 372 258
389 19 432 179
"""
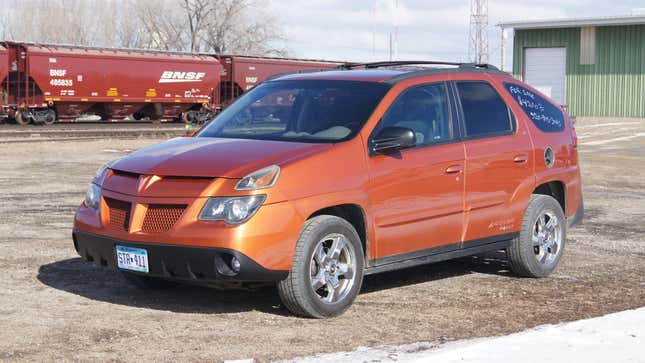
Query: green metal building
499 15 645 118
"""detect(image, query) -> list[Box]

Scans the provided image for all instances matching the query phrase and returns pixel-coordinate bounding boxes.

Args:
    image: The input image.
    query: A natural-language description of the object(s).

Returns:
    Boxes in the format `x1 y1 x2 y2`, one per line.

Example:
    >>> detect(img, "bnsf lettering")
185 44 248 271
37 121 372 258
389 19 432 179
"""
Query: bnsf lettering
50 69 67 76
159 71 206 83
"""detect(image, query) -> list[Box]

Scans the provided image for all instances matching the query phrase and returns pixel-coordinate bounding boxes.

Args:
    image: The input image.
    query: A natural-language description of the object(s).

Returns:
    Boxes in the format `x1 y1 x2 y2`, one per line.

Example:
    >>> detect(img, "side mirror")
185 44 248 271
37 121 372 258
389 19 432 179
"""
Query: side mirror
371 126 416 153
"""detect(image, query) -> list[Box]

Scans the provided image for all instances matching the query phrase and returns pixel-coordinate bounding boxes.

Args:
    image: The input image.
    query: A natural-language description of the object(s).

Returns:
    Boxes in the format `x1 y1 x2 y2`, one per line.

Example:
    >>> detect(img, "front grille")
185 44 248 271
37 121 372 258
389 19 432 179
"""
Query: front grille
110 169 140 179
105 198 131 230
141 204 186 233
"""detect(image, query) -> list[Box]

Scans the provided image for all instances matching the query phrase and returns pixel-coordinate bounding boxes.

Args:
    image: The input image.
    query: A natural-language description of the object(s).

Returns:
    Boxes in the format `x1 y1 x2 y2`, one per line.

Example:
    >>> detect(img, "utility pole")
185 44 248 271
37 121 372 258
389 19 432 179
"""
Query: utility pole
468 0 489 64
393 0 399 60
372 0 376 60
500 28 507 71
388 0 399 61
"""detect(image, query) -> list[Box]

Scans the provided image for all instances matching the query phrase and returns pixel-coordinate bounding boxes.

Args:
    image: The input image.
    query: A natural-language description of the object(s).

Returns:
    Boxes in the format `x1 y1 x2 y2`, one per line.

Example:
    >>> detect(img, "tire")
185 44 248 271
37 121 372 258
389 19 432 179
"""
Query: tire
131 112 145 121
507 194 566 277
121 272 178 289
42 109 56 125
14 110 30 125
181 111 194 125
278 215 364 318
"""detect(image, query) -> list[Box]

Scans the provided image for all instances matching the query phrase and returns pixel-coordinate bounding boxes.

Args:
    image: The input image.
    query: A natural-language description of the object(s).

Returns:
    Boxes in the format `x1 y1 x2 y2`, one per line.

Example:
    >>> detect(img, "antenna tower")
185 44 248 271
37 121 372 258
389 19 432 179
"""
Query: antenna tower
468 0 489 64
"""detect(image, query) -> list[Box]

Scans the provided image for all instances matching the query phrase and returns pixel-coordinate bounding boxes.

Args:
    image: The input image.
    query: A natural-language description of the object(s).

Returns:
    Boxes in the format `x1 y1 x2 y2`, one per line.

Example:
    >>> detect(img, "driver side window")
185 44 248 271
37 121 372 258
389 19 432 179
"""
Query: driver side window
376 82 453 146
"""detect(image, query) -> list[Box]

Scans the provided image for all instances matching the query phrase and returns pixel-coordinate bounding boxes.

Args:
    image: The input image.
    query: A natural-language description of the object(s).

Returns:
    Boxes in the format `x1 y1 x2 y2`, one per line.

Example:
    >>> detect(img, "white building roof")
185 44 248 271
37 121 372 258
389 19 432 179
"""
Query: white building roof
498 15 645 29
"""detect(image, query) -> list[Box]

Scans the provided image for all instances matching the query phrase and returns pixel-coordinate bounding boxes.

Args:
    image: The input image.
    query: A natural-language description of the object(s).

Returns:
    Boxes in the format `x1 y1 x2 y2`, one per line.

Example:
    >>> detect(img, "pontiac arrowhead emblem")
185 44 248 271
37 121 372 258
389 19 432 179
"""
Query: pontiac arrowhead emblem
138 175 162 193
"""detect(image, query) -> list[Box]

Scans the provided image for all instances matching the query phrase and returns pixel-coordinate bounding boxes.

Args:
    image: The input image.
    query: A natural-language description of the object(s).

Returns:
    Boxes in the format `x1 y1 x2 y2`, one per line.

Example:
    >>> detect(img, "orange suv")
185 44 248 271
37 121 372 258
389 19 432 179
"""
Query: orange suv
73 61 584 318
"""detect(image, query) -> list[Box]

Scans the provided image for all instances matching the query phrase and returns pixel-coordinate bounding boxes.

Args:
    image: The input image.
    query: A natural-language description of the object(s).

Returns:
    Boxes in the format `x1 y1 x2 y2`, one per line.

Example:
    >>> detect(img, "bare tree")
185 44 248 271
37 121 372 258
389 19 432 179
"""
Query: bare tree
133 0 187 51
180 0 213 52
0 0 287 56
196 0 287 56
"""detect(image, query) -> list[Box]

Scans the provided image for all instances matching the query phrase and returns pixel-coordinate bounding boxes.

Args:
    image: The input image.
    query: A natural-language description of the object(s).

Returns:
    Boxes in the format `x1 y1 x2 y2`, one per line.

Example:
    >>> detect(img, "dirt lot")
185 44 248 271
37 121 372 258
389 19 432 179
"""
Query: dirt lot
0 120 644 362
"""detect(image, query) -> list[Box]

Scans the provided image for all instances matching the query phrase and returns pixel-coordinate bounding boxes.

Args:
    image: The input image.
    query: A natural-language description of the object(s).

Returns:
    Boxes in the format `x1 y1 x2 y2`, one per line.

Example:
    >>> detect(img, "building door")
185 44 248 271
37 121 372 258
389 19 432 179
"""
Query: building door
523 47 566 105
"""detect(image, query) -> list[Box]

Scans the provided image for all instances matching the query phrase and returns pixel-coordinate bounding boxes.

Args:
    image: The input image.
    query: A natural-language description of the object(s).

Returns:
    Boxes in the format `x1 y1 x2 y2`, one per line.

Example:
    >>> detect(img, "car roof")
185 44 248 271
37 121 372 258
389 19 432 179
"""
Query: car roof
270 62 511 84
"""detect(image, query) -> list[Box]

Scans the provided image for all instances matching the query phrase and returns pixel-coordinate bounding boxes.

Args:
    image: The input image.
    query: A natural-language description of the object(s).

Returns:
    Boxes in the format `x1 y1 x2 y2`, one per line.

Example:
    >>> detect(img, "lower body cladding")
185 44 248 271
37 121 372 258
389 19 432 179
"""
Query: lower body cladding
72 230 288 284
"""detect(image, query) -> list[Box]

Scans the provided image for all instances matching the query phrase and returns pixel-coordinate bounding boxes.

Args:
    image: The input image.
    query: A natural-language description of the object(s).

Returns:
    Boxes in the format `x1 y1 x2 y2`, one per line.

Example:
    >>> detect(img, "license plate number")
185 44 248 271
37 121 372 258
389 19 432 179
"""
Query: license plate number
116 245 149 273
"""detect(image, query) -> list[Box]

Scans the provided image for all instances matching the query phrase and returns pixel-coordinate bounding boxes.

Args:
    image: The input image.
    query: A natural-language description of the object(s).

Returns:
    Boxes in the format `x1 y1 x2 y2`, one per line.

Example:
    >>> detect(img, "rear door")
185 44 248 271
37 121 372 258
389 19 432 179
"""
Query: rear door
453 79 533 244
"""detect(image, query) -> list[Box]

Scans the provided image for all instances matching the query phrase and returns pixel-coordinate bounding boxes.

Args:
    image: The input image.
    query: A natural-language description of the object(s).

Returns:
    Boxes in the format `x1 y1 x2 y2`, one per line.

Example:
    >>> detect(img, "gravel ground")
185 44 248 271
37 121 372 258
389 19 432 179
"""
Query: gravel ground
0 119 643 362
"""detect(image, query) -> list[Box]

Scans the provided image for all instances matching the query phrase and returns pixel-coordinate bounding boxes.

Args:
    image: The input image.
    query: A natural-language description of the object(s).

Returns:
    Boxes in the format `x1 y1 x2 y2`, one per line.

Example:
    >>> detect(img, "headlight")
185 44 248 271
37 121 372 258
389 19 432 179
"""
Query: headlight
84 183 101 209
235 165 280 191
199 195 266 224
93 159 119 185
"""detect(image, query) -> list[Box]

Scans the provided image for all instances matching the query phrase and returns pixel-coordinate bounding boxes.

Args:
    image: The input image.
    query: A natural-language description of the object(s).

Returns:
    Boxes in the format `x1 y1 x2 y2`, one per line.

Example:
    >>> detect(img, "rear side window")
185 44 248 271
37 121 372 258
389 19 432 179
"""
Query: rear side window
456 81 514 138
504 83 565 132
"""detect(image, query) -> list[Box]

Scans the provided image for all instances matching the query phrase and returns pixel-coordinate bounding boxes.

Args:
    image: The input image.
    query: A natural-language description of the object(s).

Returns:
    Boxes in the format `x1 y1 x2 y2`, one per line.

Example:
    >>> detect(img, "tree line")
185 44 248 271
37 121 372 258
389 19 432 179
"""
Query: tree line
0 0 287 56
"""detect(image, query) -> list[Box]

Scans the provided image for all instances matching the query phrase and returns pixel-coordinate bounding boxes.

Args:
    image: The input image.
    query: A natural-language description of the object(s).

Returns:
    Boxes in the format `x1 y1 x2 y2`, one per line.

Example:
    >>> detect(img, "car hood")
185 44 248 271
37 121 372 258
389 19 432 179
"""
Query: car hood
110 137 331 178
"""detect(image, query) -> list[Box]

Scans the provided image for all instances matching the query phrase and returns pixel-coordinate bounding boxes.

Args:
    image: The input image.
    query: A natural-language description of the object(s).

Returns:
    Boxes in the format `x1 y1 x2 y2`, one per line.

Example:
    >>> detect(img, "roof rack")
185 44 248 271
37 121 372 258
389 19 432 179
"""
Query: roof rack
264 60 509 84
264 68 334 82
336 60 499 70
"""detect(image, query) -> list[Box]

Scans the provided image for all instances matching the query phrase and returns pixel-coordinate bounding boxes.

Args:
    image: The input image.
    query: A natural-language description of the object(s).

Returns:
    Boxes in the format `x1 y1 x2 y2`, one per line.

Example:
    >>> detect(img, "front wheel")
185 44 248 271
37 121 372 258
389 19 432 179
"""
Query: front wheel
278 215 364 318
507 194 566 277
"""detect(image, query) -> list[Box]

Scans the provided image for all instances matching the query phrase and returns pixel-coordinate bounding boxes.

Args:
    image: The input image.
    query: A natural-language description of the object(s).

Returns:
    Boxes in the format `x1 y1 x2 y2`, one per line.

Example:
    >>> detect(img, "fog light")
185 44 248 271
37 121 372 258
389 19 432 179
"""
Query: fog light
231 256 241 273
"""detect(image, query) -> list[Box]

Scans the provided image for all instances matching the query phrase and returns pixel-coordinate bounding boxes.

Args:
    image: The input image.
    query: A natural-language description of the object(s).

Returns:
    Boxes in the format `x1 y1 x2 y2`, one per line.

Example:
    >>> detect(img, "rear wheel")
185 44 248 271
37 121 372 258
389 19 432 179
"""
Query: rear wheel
507 194 566 277
121 272 178 289
278 215 364 318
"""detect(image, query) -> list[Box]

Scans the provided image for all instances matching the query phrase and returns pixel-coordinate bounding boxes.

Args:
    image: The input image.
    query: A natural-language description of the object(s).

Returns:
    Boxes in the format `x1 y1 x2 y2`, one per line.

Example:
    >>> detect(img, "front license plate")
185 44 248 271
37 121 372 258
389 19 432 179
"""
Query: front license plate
116 245 149 273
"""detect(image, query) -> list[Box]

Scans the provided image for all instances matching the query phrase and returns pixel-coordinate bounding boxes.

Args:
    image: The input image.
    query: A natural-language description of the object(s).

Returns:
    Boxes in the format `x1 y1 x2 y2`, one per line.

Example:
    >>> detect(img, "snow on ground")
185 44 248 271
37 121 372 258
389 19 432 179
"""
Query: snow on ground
581 133 645 146
281 307 645 363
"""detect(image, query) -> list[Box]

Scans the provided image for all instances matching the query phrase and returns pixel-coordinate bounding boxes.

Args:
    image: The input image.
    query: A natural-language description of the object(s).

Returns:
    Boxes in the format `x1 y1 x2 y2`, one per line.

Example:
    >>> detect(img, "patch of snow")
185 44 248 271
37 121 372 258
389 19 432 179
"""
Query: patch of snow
575 122 641 129
102 149 133 153
581 133 645 146
281 307 645 363
577 127 642 140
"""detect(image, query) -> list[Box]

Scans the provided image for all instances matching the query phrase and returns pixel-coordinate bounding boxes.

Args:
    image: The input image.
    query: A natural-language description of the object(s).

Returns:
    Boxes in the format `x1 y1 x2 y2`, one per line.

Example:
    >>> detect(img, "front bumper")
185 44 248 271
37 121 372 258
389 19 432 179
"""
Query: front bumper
73 230 288 282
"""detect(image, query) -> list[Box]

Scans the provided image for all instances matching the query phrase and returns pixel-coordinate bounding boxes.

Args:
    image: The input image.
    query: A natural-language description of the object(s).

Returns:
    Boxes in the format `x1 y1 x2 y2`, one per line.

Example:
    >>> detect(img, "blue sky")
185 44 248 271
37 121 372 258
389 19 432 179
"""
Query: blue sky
270 0 645 69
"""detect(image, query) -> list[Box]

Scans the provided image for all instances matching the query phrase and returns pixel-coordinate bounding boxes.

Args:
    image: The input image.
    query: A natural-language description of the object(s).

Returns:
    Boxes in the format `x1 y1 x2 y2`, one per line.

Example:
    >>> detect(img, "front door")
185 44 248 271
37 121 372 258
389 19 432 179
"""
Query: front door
366 82 466 262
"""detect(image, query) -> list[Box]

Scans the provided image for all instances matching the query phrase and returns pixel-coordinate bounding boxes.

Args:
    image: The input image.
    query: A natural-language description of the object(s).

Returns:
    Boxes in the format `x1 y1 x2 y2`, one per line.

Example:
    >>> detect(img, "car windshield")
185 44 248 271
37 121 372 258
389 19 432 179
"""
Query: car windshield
198 80 390 143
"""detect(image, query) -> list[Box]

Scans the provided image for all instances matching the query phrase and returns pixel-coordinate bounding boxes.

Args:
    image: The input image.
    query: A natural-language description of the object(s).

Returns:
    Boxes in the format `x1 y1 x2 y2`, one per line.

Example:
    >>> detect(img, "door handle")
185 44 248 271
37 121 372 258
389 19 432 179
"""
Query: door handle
445 165 463 174
513 154 529 163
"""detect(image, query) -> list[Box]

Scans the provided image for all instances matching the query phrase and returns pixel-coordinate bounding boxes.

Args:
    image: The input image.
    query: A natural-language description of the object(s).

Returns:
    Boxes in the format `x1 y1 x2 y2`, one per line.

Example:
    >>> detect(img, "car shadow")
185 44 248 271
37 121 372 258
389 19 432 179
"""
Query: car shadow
37 250 512 315
361 250 513 294
37 258 289 316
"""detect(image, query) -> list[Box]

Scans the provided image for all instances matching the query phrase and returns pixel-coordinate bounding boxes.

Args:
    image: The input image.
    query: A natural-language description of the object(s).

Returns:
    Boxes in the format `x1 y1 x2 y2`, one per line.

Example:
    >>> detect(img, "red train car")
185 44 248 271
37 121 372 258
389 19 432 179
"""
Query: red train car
1 42 220 124
0 45 7 108
218 55 339 105
180 55 339 123
0 41 341 125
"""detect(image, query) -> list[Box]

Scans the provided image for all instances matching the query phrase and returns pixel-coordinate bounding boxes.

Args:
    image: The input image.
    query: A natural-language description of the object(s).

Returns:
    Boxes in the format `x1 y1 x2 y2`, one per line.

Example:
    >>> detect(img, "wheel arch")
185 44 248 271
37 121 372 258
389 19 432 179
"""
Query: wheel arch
307 204 368 260
532 180 565 214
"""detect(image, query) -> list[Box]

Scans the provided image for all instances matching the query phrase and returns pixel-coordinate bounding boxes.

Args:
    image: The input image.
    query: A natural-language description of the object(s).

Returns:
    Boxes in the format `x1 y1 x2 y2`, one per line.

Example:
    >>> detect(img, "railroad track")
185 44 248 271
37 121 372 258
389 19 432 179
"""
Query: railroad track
0 123 190 143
